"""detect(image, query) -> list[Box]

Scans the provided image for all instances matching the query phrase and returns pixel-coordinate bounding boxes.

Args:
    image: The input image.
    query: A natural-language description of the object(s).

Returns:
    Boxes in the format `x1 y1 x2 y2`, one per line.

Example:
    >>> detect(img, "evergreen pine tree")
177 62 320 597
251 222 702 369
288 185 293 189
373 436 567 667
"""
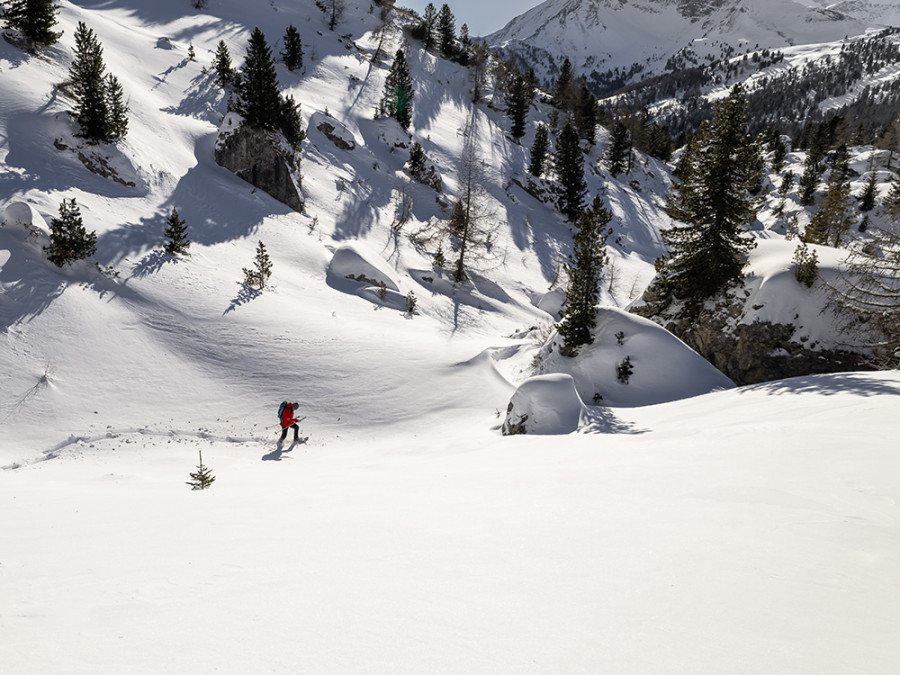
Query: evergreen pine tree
798 139 826 206
558 195 611 356
779 170 795 196
437 4 456 57
506 74 529 141
830 143 851 184
457 23 471 64
242 240 273 290
3 0 61 51
382 49 413 130
529 123 549 177
418 3 437 50
804 178 856 247
607 121 631 177
769 132 788 174
407 141 426 178
792 241 819 287
659 84 762 316
104 73 128 142
163 207 190 256
213 40 236 87
281 25 303 72
238 28 282 131
69 21 110 143
555 121 587 222
279 94 305 151
44 198 97 267
575 78 597 144
186 451 216 490
647 123 672 162
553 57 575 110
859 171 878 213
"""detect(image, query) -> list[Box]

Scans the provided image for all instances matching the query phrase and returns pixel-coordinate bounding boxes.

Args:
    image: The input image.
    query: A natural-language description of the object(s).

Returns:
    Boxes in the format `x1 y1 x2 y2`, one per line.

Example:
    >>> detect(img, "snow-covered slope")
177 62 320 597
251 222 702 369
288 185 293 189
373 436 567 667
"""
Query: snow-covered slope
2 1 900 671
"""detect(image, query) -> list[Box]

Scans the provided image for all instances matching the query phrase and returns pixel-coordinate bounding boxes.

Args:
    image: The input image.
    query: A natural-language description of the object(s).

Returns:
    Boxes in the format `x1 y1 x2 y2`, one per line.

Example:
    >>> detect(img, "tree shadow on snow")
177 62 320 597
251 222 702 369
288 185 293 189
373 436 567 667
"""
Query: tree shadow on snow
131 250 172 278
738 372 900 398
224 283 260 314
579 406 647 435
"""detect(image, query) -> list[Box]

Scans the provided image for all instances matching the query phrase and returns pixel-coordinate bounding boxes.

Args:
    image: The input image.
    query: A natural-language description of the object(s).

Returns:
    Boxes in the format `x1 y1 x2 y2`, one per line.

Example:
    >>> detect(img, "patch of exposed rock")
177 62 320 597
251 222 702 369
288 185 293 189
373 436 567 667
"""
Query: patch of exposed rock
215 116 303 211
633 290 871 386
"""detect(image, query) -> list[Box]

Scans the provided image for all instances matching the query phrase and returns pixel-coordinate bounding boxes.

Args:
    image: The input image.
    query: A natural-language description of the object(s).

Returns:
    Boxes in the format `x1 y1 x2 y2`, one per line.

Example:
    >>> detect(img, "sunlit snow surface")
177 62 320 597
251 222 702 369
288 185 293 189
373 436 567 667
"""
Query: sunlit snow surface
1 1 899 672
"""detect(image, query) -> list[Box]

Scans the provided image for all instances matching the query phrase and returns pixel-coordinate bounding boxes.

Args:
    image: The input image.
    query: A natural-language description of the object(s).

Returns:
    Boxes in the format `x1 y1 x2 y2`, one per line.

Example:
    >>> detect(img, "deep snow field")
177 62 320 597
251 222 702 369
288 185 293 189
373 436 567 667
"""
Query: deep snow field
2 1 899 672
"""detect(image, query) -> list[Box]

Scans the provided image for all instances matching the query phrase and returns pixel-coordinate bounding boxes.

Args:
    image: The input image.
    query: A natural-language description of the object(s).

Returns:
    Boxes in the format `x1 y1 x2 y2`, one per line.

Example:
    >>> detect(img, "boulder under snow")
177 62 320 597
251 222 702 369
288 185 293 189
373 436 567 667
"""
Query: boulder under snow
502 373 585 435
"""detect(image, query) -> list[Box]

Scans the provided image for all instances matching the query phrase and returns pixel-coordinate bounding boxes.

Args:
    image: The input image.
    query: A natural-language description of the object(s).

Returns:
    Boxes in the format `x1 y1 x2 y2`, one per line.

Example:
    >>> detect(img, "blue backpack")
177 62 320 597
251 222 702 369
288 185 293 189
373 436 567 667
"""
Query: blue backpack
278 401 288 420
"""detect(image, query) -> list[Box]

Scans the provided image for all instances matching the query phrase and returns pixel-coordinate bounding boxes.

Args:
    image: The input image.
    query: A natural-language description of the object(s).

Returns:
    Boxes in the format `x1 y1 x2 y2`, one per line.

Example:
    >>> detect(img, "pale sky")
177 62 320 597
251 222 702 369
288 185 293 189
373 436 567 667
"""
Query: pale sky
397 0 545 37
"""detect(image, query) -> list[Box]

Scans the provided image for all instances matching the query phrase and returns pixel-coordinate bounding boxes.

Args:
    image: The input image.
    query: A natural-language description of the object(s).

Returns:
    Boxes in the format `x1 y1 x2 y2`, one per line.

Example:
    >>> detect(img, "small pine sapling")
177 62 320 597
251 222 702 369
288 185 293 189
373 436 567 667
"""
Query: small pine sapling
615 330 625 346
859 171 878 213
405 291 417 315
242 240 273 290
213 40 235 87
44 198 98 267
186 450 216 490
433 242 446 268
376 279 388 300
163 207 190 255
792 241 819 287
616 356 634 384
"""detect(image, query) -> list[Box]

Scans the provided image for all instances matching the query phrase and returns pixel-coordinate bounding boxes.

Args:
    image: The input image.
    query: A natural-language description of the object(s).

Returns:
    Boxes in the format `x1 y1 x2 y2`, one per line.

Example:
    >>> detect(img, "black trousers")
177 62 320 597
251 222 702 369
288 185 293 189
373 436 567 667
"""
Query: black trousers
279 424 299 441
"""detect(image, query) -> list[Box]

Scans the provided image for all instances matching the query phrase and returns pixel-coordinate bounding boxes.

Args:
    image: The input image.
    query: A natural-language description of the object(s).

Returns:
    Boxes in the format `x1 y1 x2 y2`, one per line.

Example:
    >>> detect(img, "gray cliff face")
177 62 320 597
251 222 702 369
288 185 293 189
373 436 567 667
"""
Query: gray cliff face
214 125 303 212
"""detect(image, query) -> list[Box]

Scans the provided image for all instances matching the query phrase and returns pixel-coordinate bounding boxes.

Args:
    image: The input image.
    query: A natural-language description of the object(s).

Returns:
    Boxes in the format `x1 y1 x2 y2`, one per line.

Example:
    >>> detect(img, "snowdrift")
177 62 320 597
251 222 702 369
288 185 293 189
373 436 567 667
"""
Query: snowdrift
535 306 735 409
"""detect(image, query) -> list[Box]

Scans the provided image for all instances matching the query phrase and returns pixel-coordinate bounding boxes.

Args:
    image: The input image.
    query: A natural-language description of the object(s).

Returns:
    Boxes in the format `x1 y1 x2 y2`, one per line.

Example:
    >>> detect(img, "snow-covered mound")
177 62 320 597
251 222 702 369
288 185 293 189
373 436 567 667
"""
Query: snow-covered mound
535 306 735 407
3 201 50 235
502 372 585 434
739 239 848 349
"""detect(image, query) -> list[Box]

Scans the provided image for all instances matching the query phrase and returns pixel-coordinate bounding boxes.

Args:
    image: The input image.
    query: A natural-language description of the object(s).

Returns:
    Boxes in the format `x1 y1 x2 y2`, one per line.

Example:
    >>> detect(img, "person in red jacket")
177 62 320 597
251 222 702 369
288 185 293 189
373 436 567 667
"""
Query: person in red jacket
279 401 301 443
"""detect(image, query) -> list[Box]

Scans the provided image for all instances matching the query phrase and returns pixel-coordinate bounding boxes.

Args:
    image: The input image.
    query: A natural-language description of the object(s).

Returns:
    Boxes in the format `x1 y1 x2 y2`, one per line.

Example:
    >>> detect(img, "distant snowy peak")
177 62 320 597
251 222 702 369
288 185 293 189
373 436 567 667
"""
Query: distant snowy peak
488 0 882 91
822 0 900 26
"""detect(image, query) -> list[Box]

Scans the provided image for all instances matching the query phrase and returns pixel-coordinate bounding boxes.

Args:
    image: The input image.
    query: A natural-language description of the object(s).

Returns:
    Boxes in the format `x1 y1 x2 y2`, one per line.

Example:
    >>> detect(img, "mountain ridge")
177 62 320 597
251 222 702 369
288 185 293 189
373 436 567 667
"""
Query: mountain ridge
487 0 893 92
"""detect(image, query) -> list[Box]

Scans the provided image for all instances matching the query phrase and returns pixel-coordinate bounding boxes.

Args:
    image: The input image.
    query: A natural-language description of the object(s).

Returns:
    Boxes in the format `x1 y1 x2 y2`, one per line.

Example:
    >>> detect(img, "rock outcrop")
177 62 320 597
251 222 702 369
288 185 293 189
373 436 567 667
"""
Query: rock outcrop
215 115 303 211
633 289 871 386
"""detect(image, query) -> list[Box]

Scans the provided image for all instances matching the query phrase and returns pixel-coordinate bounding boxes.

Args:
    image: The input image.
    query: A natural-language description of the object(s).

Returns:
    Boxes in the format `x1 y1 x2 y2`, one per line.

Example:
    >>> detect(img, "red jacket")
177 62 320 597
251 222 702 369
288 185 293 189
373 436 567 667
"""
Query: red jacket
281 403 297 428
